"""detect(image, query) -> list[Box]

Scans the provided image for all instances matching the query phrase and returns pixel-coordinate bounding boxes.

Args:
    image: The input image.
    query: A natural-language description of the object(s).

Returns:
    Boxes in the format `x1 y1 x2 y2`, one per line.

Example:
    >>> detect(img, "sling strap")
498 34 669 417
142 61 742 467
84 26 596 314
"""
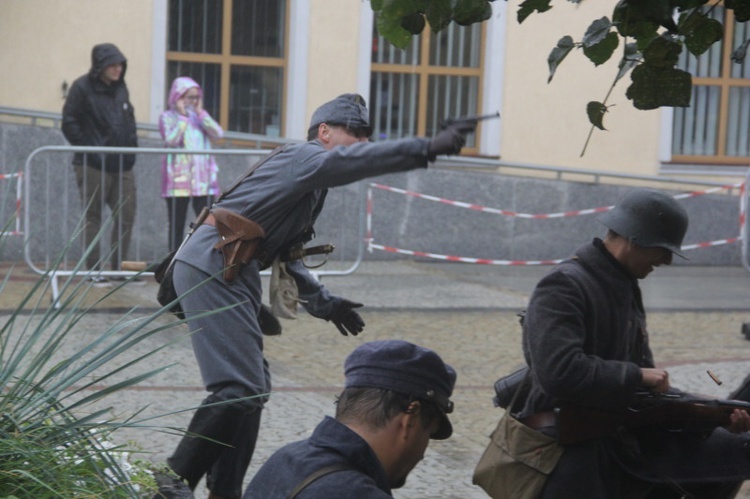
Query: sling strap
217 143 291 202
286 463 353 499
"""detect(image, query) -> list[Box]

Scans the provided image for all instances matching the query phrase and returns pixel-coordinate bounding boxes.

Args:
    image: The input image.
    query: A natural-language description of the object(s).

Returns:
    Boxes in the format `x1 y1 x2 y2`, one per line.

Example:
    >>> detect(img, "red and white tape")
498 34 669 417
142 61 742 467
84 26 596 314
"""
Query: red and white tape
366 182 746 266
369 243 564 265
369 183 613 218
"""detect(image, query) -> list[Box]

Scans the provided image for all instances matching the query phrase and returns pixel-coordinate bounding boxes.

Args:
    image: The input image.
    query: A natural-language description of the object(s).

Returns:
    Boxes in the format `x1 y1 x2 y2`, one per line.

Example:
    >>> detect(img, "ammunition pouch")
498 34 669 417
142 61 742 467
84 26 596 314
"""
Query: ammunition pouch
206 207 266 282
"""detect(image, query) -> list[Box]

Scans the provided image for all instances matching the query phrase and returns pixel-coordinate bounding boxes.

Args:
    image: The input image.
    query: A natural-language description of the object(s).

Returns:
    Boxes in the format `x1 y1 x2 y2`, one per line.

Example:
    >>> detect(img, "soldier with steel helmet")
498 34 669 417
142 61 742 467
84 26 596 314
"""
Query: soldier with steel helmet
504 188 750 498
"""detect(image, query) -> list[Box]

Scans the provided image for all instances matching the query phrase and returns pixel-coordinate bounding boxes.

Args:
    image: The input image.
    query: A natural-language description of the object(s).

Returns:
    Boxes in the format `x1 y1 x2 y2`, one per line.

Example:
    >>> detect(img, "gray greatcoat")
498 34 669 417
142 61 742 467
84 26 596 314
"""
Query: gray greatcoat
169 137 431 498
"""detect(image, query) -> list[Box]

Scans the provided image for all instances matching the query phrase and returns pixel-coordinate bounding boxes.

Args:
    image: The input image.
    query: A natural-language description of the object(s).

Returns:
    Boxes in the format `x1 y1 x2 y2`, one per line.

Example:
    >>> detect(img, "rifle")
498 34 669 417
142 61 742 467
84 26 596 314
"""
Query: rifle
440 111 500 131
555 392 750 445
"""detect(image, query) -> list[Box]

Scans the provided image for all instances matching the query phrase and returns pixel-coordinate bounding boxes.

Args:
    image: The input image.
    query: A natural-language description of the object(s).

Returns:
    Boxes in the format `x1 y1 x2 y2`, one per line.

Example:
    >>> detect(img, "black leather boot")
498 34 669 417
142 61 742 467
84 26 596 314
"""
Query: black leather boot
167 401 245 490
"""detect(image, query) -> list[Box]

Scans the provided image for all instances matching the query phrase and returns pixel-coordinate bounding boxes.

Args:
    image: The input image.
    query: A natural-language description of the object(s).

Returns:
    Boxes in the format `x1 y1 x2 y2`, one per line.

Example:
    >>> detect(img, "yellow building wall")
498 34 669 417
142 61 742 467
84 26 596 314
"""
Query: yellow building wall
0 0 154 121
501 0 662 176
306 0 364 125
3 0 736 183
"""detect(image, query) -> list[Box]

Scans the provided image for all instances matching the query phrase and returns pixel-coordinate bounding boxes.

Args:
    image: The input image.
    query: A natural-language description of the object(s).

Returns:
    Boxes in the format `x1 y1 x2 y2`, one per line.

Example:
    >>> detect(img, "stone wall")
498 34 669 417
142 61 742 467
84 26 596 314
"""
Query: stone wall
0 121 743 267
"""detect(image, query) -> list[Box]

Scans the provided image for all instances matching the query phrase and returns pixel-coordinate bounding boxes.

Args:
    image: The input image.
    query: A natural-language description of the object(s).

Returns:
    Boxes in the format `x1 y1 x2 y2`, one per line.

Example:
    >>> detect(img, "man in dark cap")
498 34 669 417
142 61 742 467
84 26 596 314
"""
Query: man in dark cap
243 339 457 498
499 188 750 498
155 94 475 499
62 43 138 284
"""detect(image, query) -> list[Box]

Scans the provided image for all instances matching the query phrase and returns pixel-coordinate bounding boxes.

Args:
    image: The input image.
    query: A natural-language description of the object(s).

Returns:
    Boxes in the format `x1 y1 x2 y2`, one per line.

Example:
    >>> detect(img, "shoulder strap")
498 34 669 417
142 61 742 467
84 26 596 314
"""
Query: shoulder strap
286 463 353 499
218 143 291 202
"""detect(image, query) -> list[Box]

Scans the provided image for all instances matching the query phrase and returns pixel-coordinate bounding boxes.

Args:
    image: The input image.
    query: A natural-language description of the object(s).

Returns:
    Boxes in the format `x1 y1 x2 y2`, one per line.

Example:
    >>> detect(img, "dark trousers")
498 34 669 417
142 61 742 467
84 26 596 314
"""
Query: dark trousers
74 164 136 270
167 399 262 499
165 196 213 251
170 261 270 498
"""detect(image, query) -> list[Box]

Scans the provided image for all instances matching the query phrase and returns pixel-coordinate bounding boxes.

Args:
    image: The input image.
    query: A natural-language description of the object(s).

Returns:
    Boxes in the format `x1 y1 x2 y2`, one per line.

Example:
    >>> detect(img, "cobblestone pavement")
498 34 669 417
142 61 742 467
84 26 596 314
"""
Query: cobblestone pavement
2 261 750 498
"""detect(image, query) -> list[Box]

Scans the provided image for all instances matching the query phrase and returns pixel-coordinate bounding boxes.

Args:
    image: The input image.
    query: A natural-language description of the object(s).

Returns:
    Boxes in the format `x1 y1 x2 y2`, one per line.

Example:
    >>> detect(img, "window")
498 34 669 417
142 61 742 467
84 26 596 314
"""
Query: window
370 19 485 151
671 5 750 165
166 0 287 136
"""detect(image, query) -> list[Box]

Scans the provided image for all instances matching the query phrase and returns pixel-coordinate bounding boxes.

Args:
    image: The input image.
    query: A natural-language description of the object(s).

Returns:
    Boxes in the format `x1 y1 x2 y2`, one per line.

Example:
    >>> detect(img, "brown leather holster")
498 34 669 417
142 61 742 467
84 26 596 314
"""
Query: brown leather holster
205 207 266 282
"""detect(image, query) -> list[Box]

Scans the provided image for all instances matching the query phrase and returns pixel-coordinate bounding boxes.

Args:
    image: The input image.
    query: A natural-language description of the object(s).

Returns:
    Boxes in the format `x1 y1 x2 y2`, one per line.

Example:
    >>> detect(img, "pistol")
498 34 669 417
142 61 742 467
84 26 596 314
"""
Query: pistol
440 111 500 131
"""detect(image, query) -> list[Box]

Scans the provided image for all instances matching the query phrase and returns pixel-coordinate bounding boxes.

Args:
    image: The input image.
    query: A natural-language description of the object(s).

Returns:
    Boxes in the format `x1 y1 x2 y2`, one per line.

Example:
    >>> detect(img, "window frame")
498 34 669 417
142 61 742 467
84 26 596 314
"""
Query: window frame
369 19 488 154
165 0 289 136
670 7 750 166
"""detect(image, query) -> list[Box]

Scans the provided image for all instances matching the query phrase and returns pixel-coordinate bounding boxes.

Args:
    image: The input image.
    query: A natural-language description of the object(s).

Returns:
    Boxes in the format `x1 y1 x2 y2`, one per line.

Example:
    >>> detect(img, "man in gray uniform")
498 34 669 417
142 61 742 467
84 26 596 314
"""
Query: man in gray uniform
155 93 475 499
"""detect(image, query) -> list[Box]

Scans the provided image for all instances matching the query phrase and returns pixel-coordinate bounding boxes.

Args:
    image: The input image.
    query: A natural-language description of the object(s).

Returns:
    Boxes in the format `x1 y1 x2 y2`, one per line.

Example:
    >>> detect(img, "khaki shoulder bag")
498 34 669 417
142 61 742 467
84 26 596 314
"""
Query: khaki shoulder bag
472 371 564 499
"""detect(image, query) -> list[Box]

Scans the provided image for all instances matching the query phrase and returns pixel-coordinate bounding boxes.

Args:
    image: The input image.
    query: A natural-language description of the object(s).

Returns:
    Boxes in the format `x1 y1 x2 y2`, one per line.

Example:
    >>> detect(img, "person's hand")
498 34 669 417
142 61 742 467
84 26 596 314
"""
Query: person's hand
176 98 187 116
194 97 203 115
641 368 670 393
328 298 365 336
726 408 750 434
427 120 477 161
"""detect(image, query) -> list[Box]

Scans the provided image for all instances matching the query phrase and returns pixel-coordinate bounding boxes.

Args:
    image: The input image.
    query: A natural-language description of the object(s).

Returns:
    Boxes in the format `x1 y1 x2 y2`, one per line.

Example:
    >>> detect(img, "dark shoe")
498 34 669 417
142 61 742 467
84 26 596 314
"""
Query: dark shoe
259 303 282 336
743 322 750 341
151 468 194 499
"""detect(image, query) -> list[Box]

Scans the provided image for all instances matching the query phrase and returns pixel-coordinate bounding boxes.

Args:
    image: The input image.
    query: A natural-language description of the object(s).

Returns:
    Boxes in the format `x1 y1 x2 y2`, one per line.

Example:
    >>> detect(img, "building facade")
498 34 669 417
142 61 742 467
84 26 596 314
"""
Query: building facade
1 0 748 181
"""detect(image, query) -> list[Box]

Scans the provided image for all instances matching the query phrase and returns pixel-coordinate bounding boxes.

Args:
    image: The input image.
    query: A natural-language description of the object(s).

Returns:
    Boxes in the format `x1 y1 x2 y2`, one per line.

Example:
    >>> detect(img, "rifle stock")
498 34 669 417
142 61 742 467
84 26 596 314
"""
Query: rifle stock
555 394 750 445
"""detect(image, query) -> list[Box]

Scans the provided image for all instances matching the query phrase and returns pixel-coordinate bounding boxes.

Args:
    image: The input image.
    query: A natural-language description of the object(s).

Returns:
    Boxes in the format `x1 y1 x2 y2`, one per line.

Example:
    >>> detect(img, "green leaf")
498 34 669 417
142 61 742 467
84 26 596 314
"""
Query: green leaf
371 0 384 10
426 0 454 33
583 31 619 66
582 17 613 47
641 34 682 68
376 13 414 49
673 0 710 11
548 36 576 83
586 101 608 130
681 13 723 56
626 64 692 109
726 0 750 23
630 0 678 32
401 12 426 34
379 0 423 18
616 42 641 82
454 0 493 26
518 0 553 24
612 1 659 39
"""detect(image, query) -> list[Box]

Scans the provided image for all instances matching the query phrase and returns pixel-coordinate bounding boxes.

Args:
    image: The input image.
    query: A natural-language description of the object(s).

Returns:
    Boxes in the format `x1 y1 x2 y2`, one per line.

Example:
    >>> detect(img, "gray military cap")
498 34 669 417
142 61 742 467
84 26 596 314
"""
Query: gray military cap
308 93 372 138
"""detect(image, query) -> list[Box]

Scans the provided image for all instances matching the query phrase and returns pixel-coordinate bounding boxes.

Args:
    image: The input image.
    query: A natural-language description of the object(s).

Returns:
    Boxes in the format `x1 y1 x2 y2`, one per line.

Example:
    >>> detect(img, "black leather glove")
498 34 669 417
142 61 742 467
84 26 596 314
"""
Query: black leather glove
427 120 477 161
328 298 365 336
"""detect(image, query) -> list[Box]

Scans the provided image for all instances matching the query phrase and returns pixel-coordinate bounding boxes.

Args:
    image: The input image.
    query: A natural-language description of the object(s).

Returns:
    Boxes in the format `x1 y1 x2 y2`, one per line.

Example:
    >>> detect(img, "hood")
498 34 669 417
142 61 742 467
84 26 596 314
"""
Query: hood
89 43 127 81
168 77 202 109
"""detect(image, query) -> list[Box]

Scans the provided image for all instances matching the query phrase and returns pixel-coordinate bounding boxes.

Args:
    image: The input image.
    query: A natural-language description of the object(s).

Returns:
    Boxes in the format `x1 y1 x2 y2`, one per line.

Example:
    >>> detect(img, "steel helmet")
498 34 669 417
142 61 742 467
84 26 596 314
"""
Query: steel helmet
597 189 689 258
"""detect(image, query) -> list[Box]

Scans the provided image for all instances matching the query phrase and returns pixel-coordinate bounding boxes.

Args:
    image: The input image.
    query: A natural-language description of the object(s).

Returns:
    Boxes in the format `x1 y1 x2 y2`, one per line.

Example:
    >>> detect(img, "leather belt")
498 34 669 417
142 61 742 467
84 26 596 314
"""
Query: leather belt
520 411 557 430
203 213 216 227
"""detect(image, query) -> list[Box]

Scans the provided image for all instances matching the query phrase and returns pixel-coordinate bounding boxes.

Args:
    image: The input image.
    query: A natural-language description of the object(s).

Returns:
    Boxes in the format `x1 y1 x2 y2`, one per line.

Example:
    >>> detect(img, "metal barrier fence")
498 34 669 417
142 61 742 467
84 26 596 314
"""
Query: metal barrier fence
22 145 367 303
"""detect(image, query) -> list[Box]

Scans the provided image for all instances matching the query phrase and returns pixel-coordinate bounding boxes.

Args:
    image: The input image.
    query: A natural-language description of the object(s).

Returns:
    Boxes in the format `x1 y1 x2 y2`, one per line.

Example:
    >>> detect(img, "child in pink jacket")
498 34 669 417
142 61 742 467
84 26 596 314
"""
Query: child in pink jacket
159 76 223 250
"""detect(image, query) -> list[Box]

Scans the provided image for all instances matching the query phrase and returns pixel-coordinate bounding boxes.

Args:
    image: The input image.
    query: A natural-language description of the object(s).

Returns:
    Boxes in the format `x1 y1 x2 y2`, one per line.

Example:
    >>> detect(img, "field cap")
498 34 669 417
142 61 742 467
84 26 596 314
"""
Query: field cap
344 339 456 439
308 93 372 138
